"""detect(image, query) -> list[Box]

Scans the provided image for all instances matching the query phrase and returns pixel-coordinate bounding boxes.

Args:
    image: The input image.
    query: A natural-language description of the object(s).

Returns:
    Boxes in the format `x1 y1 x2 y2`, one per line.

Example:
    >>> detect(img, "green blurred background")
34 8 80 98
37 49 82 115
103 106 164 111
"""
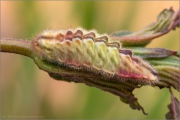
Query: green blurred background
1 1 179 119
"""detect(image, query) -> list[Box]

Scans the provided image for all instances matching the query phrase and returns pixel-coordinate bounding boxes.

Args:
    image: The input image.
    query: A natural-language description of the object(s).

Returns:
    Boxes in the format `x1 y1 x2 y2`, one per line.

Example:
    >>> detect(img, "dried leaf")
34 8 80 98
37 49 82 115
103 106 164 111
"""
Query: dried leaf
0 7 179 117
166 88 180 120
34 57 147 114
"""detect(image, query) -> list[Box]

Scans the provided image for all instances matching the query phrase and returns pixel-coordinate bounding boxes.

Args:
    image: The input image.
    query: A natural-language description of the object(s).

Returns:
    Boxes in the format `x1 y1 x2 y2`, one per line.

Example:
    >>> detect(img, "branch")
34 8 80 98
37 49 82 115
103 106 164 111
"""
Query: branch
0 7 179 117
0 38 34 58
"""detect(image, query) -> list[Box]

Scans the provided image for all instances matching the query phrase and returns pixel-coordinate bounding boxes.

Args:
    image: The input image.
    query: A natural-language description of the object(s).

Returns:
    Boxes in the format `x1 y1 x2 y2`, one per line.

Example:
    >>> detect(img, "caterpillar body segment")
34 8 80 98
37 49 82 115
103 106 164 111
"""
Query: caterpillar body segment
33 28 158 84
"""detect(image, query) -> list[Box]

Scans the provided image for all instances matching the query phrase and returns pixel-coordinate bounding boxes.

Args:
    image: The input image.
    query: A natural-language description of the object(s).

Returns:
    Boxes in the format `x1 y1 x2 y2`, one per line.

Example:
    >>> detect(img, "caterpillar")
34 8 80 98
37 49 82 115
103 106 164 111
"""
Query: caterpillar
33 28 157 84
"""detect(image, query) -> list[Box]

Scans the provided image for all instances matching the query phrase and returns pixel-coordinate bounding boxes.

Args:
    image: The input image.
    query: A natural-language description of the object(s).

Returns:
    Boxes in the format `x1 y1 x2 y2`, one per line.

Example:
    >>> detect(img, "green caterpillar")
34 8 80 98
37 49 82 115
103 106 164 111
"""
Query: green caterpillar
33 28 157 84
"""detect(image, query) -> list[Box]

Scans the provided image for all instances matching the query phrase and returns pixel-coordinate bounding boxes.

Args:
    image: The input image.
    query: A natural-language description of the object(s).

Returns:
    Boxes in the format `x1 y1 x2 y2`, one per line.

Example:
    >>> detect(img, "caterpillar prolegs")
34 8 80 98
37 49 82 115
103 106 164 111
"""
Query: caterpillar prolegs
33 28 157 84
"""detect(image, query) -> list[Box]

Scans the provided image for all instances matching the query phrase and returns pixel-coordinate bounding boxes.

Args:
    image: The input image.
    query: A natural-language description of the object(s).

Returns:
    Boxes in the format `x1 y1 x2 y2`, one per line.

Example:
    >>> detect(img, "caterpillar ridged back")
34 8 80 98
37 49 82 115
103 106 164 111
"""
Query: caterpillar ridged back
33 28 157 83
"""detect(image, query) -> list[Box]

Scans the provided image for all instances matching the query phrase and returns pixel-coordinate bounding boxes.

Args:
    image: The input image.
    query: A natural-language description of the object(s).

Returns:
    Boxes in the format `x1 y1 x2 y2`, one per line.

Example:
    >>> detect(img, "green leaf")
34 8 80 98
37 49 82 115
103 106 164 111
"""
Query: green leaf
110 8 179 47
125 47 177 59
1 7 179 118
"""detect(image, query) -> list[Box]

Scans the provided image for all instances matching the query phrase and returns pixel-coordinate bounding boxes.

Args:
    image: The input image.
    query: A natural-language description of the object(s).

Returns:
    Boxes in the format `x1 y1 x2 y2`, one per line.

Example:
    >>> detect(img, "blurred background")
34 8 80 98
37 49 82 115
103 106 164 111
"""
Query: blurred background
1 1 179 119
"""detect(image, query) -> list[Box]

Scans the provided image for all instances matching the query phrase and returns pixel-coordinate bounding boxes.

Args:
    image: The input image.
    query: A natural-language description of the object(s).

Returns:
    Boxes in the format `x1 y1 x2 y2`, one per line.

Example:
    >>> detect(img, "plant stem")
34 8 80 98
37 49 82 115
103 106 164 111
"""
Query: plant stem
0 38 33 58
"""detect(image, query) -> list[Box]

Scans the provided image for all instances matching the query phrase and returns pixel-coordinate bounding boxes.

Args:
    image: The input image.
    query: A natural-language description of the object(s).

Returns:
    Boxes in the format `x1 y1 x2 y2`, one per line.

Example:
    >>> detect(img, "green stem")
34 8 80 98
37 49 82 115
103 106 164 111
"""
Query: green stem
0 38 34 58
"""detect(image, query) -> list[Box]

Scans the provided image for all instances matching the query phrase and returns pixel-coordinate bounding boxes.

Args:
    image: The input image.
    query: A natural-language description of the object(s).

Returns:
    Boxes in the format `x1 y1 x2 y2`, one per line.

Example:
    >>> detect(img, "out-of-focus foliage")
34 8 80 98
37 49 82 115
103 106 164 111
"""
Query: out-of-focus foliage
1 1 179 119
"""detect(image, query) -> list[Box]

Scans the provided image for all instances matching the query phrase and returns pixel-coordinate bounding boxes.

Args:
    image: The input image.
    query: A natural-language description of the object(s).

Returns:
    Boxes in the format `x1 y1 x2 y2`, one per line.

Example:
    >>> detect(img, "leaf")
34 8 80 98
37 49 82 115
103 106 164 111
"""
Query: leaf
34 56 147 114
125 46 180 91
0 7 179 117
125 47 177 59
110 7 180 47
125 47 180 91
166 88 180 120
147 56 180 91
154 65 180 91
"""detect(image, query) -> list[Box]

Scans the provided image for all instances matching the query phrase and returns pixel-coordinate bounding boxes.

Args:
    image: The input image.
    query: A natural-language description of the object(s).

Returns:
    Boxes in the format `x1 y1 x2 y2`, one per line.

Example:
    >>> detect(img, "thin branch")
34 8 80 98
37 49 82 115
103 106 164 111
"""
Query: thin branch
0 38 34 58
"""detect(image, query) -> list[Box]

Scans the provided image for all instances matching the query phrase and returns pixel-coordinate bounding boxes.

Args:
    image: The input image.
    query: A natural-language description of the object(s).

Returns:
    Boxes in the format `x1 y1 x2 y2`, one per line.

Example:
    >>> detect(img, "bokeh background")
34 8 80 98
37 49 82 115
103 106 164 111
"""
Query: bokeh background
1 1 179 119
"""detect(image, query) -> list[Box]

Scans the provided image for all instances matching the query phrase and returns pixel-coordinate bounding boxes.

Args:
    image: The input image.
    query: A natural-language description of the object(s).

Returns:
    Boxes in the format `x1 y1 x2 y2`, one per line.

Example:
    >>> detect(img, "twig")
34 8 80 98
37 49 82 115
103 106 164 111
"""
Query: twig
0 38 33 58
